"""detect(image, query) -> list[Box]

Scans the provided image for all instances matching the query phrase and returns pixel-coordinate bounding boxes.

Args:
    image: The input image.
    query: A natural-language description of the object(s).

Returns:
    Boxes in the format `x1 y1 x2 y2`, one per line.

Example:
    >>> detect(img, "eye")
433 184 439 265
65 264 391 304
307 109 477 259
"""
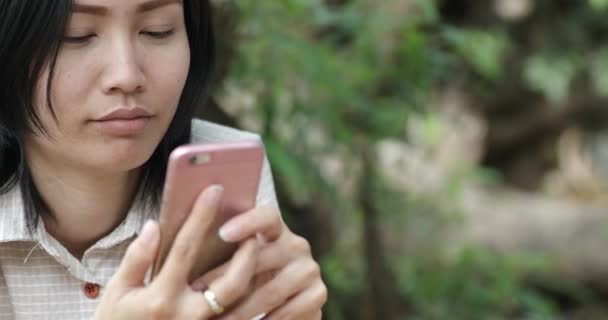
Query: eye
141 29 175 39
63 34 96 44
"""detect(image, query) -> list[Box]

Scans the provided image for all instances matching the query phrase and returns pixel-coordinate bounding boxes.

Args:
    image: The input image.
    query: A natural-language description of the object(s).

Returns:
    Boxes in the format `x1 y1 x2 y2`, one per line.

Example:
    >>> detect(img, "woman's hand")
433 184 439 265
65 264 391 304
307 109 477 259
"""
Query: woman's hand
94 186 259 320
195 206 328 320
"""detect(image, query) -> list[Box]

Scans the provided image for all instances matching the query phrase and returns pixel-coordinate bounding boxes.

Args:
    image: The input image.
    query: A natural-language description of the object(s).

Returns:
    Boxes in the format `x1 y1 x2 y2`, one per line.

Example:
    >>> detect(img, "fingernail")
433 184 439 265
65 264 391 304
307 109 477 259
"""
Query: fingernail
139 220 157 244
219 222 241 242
204 185 224 205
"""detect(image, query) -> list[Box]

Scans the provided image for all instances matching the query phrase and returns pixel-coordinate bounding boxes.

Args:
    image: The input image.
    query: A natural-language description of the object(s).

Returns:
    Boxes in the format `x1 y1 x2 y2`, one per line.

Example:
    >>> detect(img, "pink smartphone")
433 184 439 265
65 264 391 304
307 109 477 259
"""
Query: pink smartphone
151 140 264 282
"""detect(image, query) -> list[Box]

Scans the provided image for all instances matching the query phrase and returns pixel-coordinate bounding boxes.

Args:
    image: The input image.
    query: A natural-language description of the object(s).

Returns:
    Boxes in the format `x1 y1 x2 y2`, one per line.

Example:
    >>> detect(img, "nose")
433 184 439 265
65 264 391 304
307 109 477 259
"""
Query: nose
101 39 145 95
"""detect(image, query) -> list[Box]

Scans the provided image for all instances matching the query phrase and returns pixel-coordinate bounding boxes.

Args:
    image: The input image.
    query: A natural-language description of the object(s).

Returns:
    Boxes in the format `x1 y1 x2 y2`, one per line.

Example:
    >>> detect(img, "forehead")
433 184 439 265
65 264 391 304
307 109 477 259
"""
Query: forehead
71 0 183 15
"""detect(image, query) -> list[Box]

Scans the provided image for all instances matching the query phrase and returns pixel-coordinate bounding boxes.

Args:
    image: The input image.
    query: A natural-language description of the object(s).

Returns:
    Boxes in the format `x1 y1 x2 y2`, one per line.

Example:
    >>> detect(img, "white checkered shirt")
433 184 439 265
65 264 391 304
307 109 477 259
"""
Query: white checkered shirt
0 119 279 319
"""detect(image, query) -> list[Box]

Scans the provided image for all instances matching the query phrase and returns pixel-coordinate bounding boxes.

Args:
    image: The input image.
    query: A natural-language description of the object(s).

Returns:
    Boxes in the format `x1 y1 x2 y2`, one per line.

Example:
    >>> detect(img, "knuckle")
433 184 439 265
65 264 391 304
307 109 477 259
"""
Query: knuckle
171 239 196 262
304 260 321 282
259 205 280 224
317 281 329 306
145 297 173 319
310 261 322 278
291 236 311 255
266 283 287 307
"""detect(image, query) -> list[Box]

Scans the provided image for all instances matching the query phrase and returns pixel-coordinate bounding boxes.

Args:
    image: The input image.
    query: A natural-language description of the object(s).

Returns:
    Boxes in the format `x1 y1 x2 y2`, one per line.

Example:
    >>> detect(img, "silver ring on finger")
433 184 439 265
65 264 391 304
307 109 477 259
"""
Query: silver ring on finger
203 289 225 315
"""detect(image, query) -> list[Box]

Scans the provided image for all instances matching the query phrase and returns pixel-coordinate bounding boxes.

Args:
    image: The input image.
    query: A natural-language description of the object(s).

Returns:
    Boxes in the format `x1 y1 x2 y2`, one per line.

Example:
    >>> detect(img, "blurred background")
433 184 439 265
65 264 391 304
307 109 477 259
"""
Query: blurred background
201 0 608 319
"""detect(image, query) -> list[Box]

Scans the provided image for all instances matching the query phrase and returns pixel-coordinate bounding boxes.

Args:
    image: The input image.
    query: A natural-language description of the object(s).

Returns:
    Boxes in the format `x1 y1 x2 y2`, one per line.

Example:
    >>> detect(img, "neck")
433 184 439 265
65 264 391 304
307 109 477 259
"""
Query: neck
26 154 142 259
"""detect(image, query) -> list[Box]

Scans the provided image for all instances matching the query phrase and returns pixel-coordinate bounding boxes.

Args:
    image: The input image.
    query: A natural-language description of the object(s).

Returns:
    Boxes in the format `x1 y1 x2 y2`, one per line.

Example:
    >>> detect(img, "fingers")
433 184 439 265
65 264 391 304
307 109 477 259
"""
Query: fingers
265 279 327 320
158 185 223 290
192 230 312 291
189 238 260 318
218 257 321 320
190 206 290 291
191 260 229 292
111 220 160 288
190 232 305 289
253 234 312 274
219 206 283 243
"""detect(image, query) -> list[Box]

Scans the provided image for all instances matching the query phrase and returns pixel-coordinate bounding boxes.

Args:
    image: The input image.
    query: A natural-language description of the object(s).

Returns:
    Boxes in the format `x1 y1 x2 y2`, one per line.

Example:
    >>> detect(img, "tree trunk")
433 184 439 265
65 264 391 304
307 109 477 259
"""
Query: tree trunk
454 185 608 297
359 140 411 320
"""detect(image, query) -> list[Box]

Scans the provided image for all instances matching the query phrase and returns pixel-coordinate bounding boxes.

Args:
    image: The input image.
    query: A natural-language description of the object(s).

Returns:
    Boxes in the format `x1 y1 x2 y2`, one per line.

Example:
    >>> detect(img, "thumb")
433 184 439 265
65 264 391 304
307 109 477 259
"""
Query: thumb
113 220 160 288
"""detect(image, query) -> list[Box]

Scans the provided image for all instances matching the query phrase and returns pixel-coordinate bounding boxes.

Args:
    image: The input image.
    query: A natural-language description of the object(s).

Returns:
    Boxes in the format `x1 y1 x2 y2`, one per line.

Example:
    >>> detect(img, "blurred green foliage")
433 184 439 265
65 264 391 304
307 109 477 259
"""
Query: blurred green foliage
396 250 556 320
215 0 608 318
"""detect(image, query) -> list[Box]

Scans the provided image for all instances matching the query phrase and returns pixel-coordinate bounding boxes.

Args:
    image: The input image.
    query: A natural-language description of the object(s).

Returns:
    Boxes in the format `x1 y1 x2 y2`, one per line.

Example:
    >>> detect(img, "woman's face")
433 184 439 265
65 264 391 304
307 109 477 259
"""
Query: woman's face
26 0 190 174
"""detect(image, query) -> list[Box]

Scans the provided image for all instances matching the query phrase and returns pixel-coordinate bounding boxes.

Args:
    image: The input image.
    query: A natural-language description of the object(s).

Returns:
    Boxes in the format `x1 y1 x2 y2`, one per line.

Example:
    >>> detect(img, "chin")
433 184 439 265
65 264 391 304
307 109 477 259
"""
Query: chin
90 142 158 173
94 155 150 173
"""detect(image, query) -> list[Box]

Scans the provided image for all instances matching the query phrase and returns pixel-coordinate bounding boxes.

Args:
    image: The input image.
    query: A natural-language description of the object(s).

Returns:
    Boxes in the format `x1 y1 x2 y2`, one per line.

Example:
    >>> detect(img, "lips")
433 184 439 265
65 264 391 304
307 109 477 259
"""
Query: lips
96 108 152 121
93 107 153 136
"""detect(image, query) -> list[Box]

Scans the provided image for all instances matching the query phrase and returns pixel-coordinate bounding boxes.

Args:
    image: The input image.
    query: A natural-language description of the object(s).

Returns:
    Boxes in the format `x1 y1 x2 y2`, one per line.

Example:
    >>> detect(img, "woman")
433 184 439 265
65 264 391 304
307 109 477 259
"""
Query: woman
0 0 327 319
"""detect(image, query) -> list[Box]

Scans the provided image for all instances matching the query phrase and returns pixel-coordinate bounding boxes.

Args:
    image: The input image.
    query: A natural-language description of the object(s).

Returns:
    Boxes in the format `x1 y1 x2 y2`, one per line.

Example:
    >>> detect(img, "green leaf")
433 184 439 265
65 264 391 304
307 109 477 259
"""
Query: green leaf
590 0 608 11
590 49 608 96
263 137 313 205
524 54 579 104
443 28 510 80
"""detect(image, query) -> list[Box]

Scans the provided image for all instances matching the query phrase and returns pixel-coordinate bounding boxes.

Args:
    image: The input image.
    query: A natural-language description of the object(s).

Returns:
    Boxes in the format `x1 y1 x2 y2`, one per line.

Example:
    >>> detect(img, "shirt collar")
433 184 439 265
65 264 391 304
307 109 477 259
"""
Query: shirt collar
0 186 32 242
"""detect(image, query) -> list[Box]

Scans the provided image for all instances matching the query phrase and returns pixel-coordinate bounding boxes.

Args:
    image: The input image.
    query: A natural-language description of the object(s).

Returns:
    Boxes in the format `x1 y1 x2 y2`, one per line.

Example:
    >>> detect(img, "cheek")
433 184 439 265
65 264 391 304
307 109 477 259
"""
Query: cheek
147 43 191 111
35 59 90 127
52 53 95 108
163 59 190 102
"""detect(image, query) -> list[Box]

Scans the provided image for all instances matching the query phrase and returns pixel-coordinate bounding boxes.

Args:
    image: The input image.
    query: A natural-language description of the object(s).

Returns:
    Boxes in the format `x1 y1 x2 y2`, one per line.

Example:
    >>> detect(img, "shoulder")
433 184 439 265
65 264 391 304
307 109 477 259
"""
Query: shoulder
190 118 262 144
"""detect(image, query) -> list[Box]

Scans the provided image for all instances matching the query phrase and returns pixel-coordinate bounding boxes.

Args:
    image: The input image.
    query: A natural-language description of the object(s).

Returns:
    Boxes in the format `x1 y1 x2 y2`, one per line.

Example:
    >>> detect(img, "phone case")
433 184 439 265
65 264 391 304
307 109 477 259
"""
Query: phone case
151 140 264 282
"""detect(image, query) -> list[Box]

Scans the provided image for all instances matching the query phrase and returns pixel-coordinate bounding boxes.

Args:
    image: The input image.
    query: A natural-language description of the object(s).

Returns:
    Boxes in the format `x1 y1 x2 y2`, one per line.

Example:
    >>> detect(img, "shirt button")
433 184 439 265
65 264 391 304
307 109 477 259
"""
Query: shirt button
83 283 101 299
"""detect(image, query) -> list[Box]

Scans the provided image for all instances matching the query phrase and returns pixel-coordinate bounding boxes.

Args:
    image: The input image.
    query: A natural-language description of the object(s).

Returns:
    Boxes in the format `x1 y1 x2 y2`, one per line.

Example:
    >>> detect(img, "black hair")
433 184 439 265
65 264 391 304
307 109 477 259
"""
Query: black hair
0 0 215 232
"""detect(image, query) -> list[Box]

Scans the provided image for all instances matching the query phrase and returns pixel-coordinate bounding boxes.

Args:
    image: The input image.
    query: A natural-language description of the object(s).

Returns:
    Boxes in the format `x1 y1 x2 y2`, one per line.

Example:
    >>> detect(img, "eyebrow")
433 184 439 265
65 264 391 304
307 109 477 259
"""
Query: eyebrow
72 0 182 15
136 0 182 13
